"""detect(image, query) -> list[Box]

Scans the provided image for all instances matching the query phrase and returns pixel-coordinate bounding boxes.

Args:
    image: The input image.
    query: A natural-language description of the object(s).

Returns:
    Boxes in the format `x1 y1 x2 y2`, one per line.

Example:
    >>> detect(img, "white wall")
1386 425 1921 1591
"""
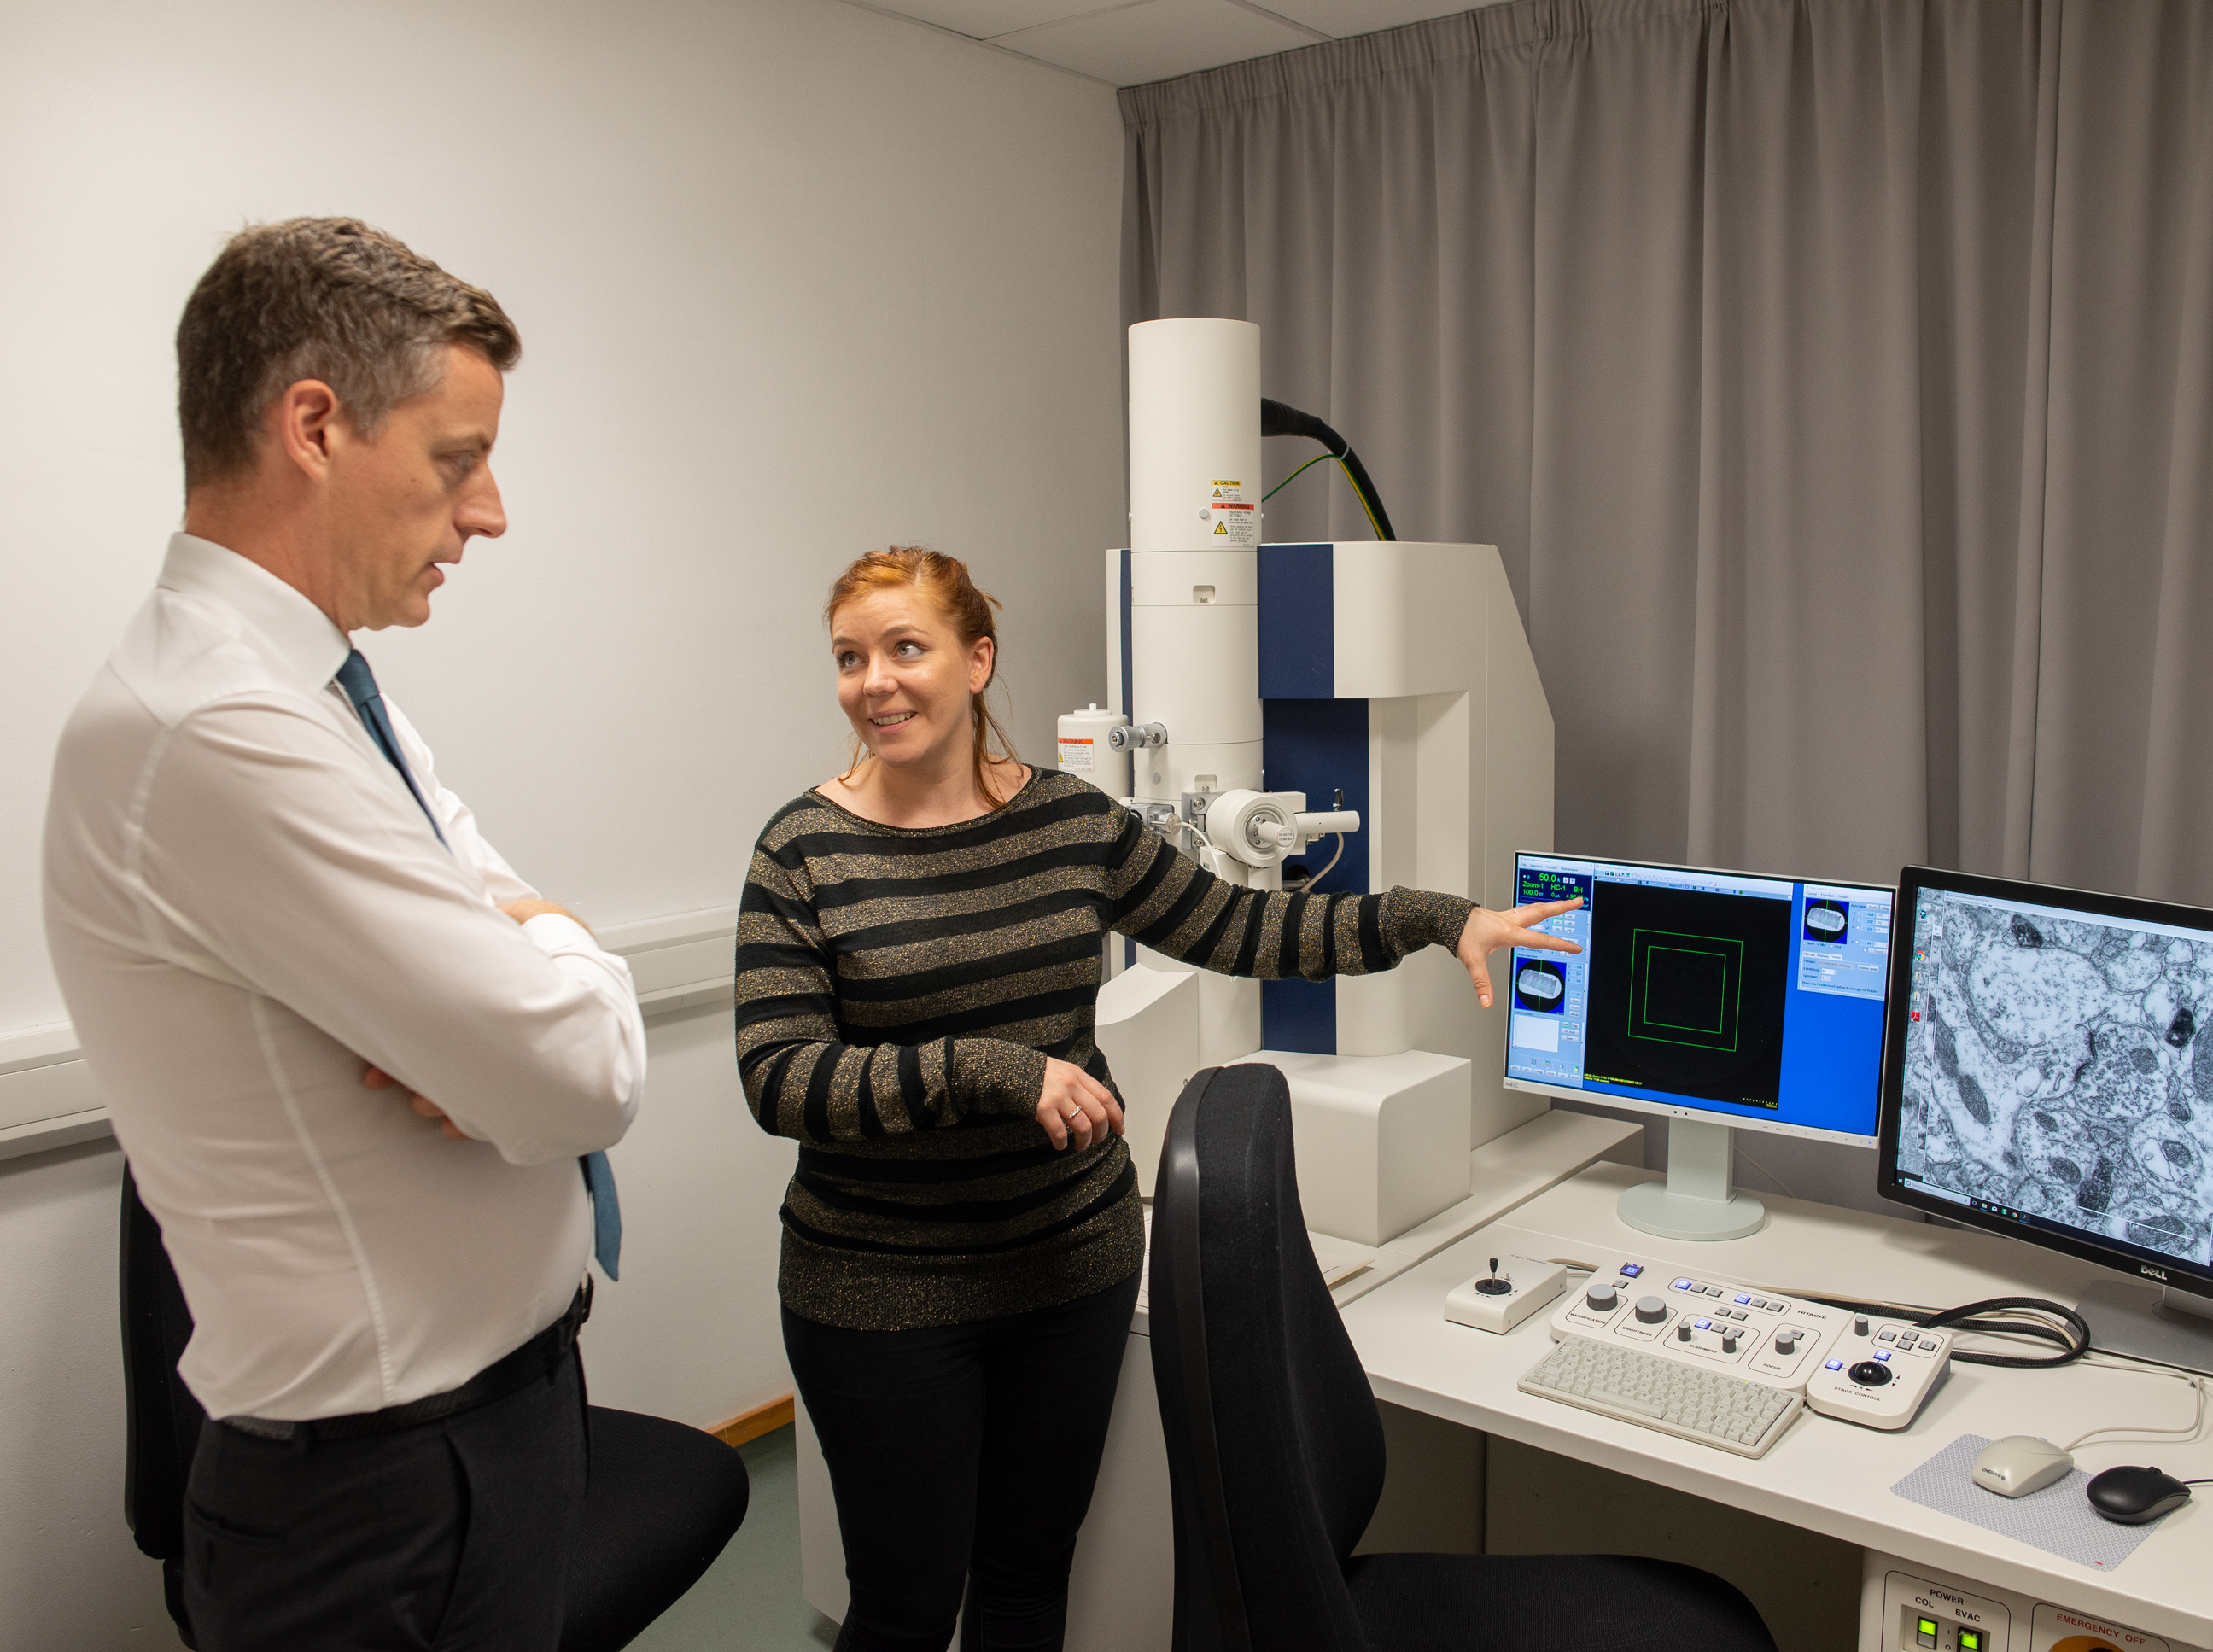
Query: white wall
0 0 1124 1640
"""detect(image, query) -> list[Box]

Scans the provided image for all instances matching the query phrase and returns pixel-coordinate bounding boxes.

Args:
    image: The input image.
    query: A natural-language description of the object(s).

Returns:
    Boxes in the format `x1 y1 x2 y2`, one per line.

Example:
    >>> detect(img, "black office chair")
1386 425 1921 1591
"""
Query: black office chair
120 1164 750 1651
1147 1065 1778 1652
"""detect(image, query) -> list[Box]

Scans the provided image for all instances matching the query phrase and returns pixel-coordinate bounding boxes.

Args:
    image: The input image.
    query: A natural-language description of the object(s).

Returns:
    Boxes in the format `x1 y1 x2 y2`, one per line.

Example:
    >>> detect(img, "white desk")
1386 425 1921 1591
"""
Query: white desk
1343 1163 2213 1649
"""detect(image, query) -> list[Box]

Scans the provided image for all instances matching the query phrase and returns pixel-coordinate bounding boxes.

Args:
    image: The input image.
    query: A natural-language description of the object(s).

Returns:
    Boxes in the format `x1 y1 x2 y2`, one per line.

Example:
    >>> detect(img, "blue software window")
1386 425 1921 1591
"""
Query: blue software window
1505 854 1894 1142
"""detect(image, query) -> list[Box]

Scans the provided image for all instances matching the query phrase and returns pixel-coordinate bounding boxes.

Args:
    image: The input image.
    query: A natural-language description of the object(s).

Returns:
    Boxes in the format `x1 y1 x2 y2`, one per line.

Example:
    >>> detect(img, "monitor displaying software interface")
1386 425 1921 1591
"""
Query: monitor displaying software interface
1502 853 1893 1144
1886 874 2213 1279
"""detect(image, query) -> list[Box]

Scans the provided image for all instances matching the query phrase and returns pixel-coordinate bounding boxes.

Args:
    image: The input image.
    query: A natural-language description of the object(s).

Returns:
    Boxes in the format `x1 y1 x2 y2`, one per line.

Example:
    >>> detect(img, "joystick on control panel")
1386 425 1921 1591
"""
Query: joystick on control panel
1803 1316 1952 1431
1444 1254 1566 1335
1544 1254 1845 1392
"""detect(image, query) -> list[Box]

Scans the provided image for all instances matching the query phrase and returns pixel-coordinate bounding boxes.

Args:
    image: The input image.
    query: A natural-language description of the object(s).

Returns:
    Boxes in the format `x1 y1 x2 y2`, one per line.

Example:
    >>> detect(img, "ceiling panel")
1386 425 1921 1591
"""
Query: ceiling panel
1259 0 1498 35
874 0 1131 41
990 0 1322 85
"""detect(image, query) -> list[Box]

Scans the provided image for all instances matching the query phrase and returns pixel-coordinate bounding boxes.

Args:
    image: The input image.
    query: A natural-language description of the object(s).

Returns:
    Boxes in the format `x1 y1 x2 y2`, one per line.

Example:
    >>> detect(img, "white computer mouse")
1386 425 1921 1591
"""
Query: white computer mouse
1971 1435 2075 1497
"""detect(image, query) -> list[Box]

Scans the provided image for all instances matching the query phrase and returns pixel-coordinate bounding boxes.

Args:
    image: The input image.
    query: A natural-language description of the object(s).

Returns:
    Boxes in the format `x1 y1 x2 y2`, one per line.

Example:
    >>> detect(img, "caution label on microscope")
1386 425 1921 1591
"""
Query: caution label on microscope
1196 481 1259 545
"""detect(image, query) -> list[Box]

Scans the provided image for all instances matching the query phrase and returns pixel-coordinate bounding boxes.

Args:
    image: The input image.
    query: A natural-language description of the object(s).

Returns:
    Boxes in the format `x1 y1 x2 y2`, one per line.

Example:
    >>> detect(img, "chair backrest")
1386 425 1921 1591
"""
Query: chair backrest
1147 1064 1386 1652
118 1161 205 1562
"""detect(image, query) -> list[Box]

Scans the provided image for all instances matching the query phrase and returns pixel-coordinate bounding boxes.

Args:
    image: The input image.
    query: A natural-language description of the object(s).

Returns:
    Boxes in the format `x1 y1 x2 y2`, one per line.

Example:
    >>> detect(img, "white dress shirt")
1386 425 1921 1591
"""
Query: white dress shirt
43 534 645 1421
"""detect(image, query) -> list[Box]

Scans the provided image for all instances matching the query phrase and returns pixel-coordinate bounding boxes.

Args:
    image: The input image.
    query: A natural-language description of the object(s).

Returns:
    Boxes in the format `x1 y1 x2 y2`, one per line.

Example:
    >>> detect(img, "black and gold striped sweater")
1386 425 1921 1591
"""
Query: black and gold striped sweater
733 768 1476 1330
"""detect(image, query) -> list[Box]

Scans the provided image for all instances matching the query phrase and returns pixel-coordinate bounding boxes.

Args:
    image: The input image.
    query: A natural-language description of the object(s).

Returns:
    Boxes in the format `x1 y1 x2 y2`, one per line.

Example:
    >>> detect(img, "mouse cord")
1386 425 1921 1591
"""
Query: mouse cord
2060 1363 2207 1454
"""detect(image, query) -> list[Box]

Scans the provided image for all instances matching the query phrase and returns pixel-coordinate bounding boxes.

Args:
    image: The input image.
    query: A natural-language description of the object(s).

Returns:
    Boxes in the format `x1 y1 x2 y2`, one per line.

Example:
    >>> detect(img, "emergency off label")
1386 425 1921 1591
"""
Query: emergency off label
1197 481 1259 545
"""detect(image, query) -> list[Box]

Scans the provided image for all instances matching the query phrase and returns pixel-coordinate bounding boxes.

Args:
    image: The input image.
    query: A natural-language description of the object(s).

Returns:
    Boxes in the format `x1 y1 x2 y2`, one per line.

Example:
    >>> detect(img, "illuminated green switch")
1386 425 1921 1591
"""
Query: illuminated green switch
1915 1619 1938 1649
1958 1633 1982 1652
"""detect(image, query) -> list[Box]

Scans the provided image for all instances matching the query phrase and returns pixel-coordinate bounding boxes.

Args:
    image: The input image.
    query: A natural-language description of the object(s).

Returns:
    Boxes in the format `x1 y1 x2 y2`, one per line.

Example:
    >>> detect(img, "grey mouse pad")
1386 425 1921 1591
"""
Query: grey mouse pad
1889 1434 2165 1572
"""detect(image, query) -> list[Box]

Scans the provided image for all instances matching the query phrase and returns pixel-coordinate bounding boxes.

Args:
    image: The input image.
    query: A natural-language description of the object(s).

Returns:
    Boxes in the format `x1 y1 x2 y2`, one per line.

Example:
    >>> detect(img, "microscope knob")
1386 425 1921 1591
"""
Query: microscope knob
1775 1331 1800 1355
1722 1332 1739 1354
1676 1322 1693 1343
1585 1284 1620 1313
1854 1314 1871 1336
1634 1296 1669 1325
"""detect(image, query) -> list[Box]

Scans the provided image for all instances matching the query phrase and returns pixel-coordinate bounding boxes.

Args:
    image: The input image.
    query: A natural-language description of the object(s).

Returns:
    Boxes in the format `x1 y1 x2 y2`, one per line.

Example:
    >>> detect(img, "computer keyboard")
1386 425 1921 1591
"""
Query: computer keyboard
1518 1336 1801 1457
1505 1253 1850 1458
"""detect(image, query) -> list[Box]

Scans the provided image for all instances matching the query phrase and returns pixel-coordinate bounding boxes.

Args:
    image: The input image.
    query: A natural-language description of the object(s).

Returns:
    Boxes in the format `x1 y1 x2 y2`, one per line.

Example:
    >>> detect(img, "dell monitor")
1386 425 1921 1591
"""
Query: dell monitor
1879 866 2213 1373
1504 851 1895 1241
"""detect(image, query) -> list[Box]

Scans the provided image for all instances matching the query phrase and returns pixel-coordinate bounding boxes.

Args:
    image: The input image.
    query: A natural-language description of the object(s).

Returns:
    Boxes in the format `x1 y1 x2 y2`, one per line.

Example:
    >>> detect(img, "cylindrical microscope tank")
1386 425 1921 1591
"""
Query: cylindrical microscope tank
1125 318 1264 803
1057 704 1131 800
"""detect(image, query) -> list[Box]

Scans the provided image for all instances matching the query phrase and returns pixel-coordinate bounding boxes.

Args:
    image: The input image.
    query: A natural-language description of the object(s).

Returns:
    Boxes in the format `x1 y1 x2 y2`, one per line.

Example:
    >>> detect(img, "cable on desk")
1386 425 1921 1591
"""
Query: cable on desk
2060 1363 2207 1454
1731 1144 1796 1200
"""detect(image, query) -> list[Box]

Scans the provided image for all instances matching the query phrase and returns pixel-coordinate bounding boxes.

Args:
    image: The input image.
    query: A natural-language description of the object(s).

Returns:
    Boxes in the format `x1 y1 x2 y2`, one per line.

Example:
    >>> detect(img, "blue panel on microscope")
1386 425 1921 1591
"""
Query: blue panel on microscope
1259 695 1369 1055
1258 543 1333 698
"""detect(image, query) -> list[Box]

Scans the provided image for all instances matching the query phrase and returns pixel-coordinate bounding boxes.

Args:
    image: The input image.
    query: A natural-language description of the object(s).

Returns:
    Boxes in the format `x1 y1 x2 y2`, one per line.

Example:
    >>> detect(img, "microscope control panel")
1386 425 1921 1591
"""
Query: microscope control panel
1804 1316 1953 1431
1548 1256 1848 1391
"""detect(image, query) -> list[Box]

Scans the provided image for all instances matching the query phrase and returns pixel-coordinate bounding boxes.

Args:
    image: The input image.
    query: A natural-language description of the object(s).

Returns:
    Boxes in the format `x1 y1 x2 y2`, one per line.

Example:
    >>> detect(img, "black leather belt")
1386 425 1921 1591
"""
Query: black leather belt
223 1281 591 1444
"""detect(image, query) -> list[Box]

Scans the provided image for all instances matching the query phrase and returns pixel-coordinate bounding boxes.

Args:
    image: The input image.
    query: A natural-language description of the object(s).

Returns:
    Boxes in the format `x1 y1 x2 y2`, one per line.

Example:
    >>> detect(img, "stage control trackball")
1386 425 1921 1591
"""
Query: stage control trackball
1805 1317 1950 1431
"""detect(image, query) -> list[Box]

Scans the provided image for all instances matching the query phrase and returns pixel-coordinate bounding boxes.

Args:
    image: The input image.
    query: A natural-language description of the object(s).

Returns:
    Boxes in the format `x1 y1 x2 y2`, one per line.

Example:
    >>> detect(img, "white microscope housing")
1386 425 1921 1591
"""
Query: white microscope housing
1076 317 1558 1252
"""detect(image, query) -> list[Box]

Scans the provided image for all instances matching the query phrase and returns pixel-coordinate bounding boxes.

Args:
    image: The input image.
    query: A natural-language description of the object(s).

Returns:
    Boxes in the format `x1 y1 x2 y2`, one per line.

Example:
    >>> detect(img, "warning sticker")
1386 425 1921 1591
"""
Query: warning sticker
1057 738 1095 772
1195 480 1260 546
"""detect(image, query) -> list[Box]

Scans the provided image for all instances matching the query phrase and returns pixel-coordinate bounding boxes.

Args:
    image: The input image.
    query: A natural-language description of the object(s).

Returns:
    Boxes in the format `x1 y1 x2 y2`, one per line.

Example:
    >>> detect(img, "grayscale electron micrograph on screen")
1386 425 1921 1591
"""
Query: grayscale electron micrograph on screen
1899 892 2213 1264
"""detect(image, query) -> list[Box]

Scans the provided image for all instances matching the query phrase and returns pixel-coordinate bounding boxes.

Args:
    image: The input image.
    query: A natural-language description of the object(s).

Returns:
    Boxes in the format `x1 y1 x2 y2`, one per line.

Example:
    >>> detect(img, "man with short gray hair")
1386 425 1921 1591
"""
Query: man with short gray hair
44 218 644 1649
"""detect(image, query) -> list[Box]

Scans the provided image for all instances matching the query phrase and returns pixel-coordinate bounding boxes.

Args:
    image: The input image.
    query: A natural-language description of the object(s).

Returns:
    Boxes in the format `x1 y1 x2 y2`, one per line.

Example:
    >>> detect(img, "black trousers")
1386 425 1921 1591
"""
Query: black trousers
785 1269 1143 1652
181 1351 587 1651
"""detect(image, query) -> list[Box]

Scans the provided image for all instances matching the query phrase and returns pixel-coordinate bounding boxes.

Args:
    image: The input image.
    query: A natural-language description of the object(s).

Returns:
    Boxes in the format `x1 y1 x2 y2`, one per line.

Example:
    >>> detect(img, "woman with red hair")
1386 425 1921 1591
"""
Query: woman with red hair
733 546 1577 1651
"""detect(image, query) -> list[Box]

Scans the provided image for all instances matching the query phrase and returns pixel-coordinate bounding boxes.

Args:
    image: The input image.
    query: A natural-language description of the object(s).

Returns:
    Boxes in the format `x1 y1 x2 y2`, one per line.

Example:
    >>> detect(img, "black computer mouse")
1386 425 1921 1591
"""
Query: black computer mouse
2086 1465 2193 1525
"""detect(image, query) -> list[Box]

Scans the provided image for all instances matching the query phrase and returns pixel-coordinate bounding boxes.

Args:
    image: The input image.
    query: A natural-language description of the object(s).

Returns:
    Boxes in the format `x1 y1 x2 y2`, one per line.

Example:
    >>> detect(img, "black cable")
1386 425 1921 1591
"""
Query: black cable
1259 397 1396 540
1915 1297 2092 1369
1801 1292 2091 1369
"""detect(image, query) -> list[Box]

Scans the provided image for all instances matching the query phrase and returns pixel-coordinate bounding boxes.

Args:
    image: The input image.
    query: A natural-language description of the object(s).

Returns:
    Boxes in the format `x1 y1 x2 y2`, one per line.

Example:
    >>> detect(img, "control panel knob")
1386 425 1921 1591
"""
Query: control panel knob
1774 1331 1800 1356
1585 1284 1619 1313
1854 1314 1871 1336
1721 1332 1739 1354
1676 1322 1693 1342
1634 1296 1668 1325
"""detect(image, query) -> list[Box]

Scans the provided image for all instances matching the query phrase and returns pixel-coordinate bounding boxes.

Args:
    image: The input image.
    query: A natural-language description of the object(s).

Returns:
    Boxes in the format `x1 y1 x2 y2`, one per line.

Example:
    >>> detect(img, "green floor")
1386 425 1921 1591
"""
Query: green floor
630 1425 839 1652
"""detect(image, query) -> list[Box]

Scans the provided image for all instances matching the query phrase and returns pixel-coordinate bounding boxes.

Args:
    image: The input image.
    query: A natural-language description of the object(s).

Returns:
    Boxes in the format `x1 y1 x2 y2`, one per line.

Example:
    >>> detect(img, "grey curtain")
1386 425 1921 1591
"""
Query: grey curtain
1122 0 2213 904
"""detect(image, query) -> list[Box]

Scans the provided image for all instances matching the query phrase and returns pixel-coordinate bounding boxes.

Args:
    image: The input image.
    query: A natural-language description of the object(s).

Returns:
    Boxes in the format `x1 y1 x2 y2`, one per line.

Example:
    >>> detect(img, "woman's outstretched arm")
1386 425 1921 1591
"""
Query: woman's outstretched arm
1104 808 1579 1001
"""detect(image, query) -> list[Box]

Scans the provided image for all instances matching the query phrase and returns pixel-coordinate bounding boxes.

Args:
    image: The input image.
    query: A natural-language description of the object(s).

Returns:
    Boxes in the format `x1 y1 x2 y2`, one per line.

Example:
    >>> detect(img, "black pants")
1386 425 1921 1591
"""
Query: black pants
785 1270 1143 1652
181 1351 587 1651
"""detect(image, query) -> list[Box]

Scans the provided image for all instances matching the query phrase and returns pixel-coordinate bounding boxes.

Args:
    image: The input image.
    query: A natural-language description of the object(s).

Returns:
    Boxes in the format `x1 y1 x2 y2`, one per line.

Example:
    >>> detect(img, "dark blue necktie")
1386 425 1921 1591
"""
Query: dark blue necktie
335 649 622 1281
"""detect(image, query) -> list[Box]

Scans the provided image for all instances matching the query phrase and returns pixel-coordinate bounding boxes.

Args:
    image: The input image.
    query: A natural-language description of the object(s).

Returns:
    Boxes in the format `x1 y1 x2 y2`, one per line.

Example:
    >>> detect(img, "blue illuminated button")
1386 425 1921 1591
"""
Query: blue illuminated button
1673 1279 1692 1290
1874 1350 1891 1362
1825 1358 1844 1370
1734 1294 1751 1305
1694 1319 1712 1330
1620 1264 1643 1277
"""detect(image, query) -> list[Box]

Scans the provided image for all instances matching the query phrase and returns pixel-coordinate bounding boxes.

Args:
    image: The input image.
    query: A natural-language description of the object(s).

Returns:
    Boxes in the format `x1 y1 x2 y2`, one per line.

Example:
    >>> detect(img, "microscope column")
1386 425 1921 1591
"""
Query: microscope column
1126 317 1264 1059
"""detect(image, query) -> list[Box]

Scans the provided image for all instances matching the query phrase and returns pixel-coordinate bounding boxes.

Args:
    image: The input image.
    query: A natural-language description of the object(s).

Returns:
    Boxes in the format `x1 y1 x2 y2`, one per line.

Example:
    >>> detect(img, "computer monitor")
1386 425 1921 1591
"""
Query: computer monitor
1879 866 2213 1373
1504 851 1895 1241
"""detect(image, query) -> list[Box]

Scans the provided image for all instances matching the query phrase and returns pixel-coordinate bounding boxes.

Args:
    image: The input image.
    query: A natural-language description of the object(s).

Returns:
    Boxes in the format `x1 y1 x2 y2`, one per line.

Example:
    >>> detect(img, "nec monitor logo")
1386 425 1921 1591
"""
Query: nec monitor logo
2142 1265 2169 1281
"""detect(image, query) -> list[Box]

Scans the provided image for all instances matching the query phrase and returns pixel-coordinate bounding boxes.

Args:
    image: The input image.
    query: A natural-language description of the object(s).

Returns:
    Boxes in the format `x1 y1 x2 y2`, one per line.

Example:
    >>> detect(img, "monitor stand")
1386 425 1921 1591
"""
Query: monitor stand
2076 1278 2213 1376
1617 1118 1767 1242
